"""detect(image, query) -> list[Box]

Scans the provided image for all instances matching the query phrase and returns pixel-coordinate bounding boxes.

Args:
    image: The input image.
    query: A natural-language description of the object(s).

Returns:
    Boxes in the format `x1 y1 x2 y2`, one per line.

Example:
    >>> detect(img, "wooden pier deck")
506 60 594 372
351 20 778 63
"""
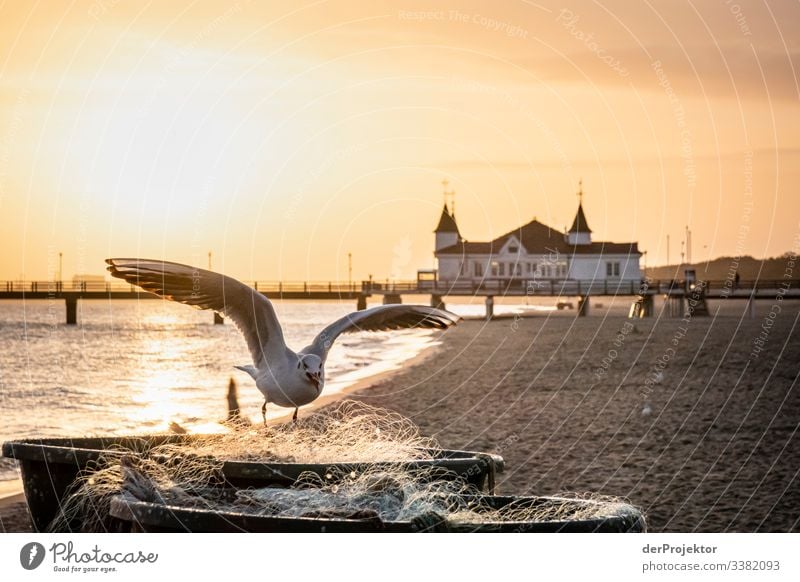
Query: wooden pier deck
1 278 797 323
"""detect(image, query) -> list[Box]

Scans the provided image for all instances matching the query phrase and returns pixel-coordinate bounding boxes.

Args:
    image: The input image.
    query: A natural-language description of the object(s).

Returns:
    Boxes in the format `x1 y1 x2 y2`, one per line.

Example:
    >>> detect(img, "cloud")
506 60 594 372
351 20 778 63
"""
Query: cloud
523 43 800 101
433 147 800 171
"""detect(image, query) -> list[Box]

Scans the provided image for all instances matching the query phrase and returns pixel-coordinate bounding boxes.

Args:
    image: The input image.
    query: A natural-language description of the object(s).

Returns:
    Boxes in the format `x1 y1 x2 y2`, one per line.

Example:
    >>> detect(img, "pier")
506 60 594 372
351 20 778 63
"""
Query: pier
1 278 797 324
0 280 362 325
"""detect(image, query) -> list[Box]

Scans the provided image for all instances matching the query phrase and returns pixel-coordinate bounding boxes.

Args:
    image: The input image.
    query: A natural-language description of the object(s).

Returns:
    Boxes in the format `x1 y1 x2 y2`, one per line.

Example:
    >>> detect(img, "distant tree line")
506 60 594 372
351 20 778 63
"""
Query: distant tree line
645 252 799 281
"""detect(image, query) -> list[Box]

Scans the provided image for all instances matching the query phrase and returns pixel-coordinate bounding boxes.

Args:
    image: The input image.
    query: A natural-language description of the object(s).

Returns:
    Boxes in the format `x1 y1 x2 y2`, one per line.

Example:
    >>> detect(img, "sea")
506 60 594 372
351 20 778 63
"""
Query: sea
0 298 542 479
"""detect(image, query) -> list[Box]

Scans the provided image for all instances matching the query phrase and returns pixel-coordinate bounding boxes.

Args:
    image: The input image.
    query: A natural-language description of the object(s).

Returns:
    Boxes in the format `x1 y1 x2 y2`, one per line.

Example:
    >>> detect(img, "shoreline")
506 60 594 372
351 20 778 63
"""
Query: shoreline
3 304 799 532
0 338 443 531
0 335 445 517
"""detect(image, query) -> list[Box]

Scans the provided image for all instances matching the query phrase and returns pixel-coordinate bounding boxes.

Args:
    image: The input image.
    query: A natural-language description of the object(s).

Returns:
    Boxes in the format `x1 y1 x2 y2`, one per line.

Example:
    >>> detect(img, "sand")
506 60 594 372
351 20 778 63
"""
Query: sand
348 305 800 532
2 300 798 533
0 479 29 533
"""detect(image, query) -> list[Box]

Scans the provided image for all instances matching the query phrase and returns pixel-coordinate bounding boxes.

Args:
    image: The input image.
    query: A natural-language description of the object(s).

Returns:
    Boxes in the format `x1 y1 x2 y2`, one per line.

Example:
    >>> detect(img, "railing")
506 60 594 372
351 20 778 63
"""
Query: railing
1 278 798 296
0 280 363 294
2 281 140 293
366 278 800 295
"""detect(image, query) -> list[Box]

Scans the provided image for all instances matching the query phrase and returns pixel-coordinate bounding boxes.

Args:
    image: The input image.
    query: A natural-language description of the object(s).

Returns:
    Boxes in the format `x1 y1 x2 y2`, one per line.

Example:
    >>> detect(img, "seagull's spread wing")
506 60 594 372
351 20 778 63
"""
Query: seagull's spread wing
304 304 460 361
106 258 286 366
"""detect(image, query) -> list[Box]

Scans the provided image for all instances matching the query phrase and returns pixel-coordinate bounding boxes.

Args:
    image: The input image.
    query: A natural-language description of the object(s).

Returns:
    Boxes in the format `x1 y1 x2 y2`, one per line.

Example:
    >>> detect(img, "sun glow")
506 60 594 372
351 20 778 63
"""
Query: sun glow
66 72 275 217
126 336 201 429
1 1 798 282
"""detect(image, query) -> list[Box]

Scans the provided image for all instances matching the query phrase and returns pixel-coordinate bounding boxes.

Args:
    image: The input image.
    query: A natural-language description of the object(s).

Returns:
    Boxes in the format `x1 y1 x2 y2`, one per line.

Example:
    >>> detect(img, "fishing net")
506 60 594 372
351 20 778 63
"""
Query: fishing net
184 400 438 464
48 401 642 532
232 468 639 527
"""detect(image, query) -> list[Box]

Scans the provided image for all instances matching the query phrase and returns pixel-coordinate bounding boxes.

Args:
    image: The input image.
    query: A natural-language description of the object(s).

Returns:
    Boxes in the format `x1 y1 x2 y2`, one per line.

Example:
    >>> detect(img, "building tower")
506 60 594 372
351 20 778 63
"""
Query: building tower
566 181 592 246
434 204 460 252
434 179 461 252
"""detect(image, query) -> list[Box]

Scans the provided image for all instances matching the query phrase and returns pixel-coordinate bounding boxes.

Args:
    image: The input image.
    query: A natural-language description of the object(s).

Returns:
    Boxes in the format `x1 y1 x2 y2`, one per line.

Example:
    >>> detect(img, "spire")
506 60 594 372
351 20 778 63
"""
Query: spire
569 180 592 233
434 204 460 234
441 178 456 217
569 204 592 233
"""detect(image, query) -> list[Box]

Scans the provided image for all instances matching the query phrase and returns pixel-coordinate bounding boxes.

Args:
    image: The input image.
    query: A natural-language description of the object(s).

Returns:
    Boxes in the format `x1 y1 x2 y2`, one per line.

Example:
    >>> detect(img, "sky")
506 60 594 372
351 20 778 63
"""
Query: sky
1 0 798 281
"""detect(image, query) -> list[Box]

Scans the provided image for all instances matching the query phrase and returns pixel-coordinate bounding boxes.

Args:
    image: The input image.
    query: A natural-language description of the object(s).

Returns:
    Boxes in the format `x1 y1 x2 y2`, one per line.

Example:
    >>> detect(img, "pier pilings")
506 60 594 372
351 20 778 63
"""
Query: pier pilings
629 294 654 318
577 296 590 317
65 295 78 325
430 294 445 310
485 296 494 320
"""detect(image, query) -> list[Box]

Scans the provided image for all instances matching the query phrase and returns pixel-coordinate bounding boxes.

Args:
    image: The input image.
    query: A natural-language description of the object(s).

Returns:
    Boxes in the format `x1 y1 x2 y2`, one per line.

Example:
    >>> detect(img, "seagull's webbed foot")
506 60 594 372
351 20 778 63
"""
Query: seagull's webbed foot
262 400 267 427
292 407 298 423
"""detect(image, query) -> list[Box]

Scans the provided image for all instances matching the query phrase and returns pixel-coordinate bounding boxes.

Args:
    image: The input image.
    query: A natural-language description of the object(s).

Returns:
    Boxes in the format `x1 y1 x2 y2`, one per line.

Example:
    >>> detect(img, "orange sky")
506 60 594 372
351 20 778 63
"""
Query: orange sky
1 0 798 281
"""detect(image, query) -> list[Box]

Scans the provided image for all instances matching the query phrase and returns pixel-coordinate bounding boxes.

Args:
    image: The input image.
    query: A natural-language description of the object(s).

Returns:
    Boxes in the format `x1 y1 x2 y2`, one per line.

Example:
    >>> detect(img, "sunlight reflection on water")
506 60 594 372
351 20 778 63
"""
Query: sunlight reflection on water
0 300 438 444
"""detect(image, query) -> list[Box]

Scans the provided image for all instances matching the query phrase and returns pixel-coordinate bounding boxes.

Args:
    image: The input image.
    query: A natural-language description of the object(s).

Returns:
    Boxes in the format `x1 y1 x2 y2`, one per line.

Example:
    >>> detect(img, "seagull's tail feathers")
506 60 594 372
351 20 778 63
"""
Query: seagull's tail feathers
234 365 258 380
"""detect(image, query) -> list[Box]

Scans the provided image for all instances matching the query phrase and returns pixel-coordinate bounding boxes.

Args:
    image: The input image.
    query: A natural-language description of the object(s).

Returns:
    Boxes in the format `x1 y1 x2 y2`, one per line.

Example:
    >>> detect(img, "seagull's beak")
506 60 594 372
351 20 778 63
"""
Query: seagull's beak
306 372 322 390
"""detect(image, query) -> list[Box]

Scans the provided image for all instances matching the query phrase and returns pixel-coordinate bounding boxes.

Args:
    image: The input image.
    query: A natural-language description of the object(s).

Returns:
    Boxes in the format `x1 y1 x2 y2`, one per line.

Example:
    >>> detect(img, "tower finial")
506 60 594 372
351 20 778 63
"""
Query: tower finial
441 179 451 214
578 179 583 204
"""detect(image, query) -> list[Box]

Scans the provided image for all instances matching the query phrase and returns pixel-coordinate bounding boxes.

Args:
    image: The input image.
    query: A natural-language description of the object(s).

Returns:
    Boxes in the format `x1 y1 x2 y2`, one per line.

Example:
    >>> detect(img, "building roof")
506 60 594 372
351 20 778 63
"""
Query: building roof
568 202 592 233
434 204 460 234
435 218 638 256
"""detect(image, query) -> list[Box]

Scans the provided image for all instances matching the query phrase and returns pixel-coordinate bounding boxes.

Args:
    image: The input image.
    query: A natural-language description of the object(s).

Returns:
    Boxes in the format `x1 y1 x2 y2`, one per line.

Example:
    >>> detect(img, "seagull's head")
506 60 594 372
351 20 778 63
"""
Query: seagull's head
298 354 324 392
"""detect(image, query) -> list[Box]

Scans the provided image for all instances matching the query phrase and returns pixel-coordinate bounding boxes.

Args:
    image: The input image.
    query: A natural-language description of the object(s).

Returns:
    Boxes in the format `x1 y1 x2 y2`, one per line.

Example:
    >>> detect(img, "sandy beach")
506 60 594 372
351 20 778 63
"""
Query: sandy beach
2 302 798 533
0 479 28 533
347 304 800 532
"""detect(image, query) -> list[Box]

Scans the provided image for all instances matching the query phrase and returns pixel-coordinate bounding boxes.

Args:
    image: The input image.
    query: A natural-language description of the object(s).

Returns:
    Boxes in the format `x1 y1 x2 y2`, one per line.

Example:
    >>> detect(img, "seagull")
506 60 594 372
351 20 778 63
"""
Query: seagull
106 258 460 425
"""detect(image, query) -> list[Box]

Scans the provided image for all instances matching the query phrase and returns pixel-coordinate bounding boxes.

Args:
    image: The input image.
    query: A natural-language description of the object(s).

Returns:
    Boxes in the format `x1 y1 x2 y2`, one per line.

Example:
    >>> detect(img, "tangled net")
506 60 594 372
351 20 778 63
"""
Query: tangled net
49 401 642 532
233 468 638 527
182 400 438 464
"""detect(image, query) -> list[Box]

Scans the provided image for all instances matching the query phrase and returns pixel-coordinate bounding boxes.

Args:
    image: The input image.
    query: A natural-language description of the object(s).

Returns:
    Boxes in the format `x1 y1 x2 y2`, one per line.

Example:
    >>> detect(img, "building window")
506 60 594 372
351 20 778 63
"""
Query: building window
606 262 621 277
508 246 518 254
474 262 483 277
498 263 505 276
491 261 499 276
515 263 522 276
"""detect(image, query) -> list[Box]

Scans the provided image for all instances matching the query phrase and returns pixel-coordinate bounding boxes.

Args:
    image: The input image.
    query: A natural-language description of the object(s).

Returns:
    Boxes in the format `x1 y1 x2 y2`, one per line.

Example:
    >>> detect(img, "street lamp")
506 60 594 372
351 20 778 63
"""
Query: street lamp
348 253 352 288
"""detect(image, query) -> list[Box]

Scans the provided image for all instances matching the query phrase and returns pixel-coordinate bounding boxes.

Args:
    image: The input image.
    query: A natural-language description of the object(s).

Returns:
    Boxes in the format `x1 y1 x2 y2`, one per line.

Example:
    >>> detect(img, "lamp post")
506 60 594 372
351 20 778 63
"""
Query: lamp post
59 252 63 291
348 253 352 289
208 251 224 325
